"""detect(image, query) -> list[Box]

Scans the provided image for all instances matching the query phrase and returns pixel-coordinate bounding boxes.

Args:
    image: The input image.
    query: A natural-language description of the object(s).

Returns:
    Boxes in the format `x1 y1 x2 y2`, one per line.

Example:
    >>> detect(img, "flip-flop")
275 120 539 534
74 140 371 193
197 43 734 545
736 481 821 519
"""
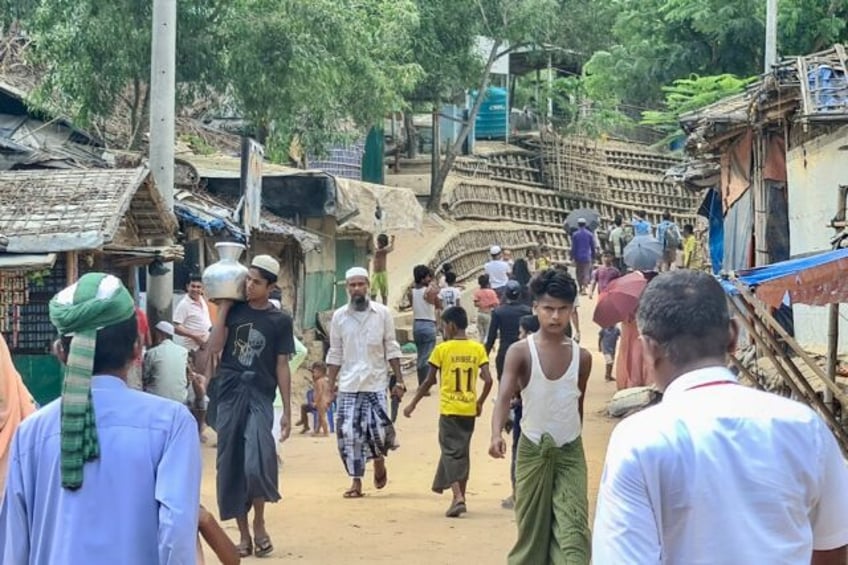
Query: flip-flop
254 534 273 558
343 488 365 498
445 500 467 518
374 468 388 490
236 540 253 557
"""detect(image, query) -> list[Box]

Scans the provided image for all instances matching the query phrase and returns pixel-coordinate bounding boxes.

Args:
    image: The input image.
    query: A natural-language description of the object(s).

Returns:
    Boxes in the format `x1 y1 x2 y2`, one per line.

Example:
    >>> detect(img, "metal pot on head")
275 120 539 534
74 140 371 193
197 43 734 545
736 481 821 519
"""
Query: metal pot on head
202 242 249 301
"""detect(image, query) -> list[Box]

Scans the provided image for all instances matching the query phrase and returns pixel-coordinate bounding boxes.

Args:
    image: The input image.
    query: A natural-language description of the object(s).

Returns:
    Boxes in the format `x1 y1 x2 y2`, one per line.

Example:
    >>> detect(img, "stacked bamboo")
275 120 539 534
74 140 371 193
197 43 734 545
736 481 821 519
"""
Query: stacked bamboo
452 157 492 180
448 179 567 229
397 224 572 310
536 134 700 227
484 151 545 188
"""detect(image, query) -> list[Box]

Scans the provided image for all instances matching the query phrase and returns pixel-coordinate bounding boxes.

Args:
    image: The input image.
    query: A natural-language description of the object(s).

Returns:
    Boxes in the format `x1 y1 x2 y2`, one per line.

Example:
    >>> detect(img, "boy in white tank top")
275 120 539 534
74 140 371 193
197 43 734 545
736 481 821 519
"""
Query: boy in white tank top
489 268 592 565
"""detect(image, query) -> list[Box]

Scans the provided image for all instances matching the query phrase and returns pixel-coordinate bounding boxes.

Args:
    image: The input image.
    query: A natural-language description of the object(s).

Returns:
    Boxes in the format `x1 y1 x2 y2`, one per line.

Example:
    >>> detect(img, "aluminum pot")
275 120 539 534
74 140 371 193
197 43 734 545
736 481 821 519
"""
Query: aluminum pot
202 242 248 301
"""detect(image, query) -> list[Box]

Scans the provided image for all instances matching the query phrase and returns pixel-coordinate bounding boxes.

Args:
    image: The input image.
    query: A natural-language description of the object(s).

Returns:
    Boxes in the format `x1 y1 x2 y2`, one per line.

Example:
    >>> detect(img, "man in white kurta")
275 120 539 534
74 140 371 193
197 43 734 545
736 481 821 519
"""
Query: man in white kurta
593 271 848 564
326 267 406 498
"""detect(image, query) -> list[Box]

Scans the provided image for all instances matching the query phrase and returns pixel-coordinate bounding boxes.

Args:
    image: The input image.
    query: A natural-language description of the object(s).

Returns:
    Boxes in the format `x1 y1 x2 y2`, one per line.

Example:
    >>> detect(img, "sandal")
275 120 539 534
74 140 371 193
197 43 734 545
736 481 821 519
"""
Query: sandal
236 540 253 558
343 487 365 498
445 500 467 518
254 534 274 558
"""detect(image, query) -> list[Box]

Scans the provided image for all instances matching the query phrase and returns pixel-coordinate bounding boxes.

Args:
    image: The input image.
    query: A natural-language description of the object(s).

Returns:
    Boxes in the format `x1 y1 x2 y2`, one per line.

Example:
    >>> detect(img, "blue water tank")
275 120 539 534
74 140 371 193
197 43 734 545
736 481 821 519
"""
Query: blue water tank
474 87 508 140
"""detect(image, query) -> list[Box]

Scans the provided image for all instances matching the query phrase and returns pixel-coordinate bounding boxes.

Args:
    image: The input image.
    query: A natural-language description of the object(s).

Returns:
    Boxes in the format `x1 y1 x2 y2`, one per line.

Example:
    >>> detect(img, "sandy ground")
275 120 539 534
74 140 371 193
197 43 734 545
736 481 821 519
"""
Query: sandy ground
198 295 619 564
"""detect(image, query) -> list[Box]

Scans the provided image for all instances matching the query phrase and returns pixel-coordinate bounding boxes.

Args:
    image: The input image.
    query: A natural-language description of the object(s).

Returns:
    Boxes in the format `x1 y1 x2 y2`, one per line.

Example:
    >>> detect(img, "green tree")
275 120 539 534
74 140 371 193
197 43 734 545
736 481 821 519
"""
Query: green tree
23 0 230 149
222 0 421 160
585 0 848 109
640 74 757 147
425 0 611 211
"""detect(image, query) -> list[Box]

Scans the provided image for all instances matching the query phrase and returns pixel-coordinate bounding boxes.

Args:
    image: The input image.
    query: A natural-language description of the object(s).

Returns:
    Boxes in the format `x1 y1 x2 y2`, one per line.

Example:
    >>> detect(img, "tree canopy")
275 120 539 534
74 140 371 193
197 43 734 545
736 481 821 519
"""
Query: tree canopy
585 0 848 109
5 0 848 158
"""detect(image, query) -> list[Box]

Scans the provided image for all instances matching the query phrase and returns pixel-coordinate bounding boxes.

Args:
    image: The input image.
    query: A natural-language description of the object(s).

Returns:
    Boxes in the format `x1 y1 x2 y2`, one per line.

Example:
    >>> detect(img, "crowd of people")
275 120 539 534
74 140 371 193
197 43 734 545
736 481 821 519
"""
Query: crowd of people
1 215 847 565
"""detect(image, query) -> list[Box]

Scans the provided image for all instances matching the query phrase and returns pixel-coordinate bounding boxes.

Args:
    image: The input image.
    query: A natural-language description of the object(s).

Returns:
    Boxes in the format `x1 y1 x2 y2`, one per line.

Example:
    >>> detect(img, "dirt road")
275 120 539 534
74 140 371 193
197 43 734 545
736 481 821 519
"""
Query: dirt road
199 297 619 564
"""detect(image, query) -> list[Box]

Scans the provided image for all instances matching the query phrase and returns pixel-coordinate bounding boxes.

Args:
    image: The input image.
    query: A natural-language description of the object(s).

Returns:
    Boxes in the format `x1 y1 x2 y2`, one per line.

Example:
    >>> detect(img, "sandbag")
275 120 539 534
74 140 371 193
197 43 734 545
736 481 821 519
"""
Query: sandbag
608 386 661 418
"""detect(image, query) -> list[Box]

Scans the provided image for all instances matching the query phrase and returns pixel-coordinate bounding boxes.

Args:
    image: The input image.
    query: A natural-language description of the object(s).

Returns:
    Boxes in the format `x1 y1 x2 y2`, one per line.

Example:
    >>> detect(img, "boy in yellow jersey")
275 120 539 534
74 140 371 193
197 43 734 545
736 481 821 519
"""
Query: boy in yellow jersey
404 306 493 517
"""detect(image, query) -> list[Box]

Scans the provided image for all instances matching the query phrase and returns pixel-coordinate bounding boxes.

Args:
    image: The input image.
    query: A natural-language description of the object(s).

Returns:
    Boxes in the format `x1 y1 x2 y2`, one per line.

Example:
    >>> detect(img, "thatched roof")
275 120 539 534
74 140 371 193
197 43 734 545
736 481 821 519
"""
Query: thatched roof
0 166 176 253
679 44 848 154
174 188 322 252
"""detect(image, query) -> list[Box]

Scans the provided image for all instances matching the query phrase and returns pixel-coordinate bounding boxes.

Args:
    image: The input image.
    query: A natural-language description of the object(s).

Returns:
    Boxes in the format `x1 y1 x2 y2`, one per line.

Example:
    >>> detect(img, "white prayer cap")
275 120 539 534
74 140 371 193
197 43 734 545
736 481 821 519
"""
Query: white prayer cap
345 267 369 281
155 321 175 336
251 255 280 277
490 245 502 255
578 217 587 224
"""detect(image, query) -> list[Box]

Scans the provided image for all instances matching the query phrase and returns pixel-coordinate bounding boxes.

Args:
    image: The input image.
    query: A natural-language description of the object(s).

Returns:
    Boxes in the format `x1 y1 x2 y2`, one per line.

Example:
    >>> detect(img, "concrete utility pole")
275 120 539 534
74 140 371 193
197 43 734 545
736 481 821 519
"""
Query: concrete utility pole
764 0 778 72
147 0 177 326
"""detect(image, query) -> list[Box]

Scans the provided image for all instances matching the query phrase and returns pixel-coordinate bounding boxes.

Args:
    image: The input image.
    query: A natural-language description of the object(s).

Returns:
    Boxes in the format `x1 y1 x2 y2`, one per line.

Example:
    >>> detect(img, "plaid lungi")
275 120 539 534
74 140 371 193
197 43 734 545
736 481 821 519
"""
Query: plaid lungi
336 391 395 478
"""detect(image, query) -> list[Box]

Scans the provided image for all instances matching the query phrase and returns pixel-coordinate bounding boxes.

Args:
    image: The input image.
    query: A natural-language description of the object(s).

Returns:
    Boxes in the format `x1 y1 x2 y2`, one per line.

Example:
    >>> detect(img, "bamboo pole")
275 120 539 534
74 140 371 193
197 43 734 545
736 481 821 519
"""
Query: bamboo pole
739 296 838 408
65 251 78 285
729 296 848 457
728 354 765 391
735 283 848 406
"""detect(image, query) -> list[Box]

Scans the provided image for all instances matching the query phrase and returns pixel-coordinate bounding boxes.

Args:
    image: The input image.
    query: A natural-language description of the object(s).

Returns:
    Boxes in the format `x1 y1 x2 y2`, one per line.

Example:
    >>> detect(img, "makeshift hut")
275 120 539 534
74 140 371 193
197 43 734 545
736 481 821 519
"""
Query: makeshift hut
675 44 848 351
177 152 423 326
0 166 178 403
174 187 321 328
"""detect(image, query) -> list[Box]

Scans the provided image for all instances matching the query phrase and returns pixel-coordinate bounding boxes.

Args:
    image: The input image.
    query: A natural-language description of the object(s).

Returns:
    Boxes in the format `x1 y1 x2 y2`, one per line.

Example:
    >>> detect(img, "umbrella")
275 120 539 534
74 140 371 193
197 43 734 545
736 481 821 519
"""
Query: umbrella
623 235 663 271
593 271 648 328
563 208 601 233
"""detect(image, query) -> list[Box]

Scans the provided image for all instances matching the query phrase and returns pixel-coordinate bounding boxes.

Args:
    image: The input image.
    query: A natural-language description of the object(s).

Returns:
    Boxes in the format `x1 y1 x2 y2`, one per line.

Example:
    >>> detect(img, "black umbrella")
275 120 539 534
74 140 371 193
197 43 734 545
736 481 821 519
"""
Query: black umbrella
563 208 601 233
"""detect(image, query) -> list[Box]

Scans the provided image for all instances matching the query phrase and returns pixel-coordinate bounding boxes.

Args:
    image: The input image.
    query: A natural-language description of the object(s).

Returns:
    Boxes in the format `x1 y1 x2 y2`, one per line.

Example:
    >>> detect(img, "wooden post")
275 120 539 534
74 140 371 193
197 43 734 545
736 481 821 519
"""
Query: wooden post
735 283 848 405
752 130 769 266
728 296 848 456
727 354 764 390
826 303 838 407
66 251 78 284
739 296 843 408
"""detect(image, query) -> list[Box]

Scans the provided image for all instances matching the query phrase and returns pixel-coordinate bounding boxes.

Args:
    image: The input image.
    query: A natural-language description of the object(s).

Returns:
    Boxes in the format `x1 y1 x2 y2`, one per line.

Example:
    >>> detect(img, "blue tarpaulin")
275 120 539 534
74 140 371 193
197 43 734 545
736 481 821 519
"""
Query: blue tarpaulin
721 248 848 307
698 189 724 274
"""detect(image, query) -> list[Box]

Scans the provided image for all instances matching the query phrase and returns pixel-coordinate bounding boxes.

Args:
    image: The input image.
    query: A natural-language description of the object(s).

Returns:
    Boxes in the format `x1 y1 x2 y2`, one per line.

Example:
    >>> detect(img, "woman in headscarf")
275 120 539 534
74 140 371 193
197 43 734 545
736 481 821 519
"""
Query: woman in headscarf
0 333 35 500
511 258 533 306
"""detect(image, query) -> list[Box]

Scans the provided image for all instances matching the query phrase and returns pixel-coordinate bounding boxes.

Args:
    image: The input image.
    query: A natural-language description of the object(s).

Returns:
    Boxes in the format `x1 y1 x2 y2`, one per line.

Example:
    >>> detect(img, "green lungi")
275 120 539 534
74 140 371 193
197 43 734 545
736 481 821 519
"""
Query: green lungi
509 433 590 565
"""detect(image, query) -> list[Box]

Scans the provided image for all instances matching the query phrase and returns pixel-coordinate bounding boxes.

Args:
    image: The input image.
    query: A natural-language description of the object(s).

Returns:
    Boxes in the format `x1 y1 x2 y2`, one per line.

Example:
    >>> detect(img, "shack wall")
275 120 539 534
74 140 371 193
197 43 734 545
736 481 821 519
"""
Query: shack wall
786 125 848 352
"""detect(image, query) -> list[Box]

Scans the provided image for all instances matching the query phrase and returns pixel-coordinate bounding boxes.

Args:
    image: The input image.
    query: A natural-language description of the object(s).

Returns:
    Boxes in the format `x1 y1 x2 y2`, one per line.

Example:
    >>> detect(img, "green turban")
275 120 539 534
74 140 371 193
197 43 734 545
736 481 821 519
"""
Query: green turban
49 272 136 489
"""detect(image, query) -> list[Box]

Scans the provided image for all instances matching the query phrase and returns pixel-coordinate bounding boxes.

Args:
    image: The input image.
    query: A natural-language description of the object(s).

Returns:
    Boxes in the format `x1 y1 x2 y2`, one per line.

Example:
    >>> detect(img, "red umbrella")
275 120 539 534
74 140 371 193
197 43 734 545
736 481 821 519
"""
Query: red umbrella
592 271 648 328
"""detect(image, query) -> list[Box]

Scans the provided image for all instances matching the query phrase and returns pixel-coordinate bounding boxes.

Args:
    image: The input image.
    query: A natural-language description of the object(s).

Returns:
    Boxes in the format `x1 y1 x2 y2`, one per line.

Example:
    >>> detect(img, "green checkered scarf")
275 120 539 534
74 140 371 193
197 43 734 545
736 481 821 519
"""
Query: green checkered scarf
49 273 136 489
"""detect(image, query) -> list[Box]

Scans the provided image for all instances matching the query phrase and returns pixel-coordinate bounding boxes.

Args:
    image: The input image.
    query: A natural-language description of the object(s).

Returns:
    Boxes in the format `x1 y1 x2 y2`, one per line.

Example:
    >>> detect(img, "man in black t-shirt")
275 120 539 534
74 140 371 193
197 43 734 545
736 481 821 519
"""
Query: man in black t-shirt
485 280 533 379
208 254 294 558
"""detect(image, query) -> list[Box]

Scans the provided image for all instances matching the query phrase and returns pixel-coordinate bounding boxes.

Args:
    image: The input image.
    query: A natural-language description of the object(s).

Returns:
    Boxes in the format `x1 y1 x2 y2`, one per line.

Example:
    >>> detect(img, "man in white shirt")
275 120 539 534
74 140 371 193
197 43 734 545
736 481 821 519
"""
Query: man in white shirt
484 245 511 302
326 267 406 499
593 270 848 565
143 321 189 404
173 275 212 376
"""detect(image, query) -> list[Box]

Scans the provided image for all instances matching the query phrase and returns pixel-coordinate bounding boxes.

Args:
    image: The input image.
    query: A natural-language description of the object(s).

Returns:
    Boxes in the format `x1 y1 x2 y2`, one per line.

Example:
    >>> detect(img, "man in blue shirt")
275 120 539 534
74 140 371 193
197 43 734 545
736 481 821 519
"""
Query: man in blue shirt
570 218 596 295
632 209 653 237
0 273 201 565
656 211 681 271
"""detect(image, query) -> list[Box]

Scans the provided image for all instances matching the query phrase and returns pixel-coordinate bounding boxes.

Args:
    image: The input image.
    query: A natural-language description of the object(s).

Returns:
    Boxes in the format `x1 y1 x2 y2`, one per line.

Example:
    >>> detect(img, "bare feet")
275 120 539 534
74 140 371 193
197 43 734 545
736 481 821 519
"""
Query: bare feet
373 458 388 489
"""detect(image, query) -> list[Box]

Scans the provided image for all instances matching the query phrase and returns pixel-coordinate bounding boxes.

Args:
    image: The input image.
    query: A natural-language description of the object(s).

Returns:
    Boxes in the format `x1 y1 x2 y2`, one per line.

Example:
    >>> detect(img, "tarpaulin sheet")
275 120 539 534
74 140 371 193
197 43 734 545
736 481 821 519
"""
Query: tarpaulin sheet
720 129 752 210
723 189 753 272
698 189 724 274
724 247 848 308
